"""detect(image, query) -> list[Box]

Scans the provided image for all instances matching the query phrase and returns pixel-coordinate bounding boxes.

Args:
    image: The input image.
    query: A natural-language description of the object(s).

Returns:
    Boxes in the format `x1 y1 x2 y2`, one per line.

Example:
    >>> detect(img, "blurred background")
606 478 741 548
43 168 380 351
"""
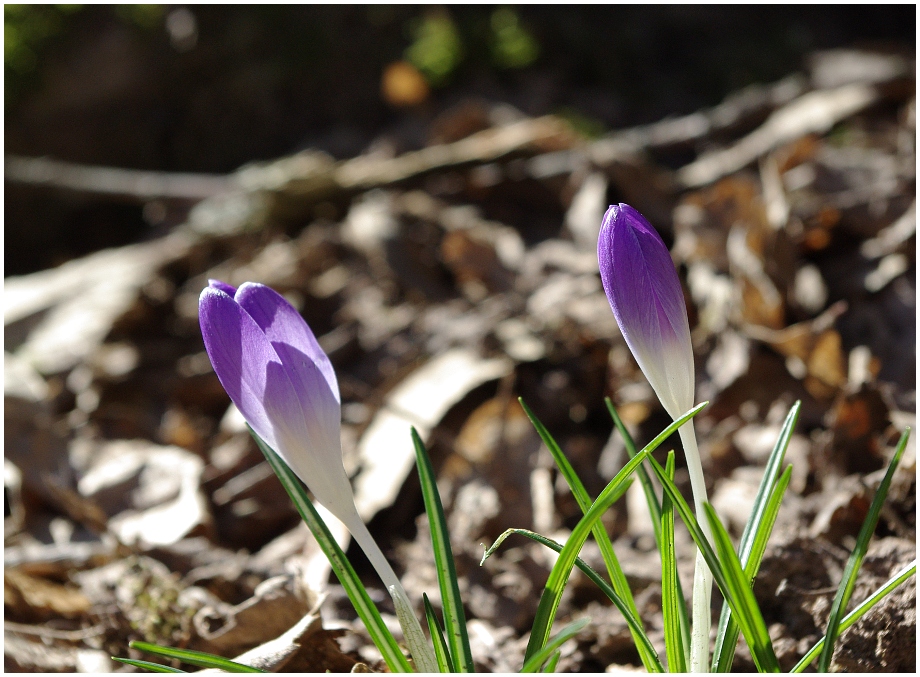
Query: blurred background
5 4 915 273
4 5 916 673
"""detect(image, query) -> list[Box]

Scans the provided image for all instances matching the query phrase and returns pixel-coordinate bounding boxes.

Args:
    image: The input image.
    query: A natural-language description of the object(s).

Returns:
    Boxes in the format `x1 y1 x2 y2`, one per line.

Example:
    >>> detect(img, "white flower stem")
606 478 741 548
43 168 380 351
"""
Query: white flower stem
678 420 713 673
347 514 439 672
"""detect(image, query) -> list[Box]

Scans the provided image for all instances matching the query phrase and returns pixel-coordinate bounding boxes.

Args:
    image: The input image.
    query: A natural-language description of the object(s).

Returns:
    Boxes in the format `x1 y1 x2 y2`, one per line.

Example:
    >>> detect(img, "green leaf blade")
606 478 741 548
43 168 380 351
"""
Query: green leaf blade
412 428 474 672
521 618 590 673
518 398 656 671
792 560 916 673
482 527 661 671
712 401 800 672
524 401 707 665
646 455 780 672
659 451 686 673
817 427 911 672
111 657 187 673
423 593 456 673
127 642 262 673
606 397 692 657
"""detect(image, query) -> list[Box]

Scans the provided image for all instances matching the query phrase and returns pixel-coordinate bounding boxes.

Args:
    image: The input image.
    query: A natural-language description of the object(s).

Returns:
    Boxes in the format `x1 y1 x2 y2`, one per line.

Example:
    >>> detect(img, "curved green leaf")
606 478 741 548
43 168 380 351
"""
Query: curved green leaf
817 427 911 672
412 428 474 672
127 641 262 673
523 402 706 665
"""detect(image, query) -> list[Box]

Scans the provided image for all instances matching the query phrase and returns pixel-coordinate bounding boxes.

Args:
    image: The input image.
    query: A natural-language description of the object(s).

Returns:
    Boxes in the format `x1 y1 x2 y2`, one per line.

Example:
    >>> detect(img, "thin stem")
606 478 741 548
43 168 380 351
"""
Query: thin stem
679 421 713 672
348 514 439 672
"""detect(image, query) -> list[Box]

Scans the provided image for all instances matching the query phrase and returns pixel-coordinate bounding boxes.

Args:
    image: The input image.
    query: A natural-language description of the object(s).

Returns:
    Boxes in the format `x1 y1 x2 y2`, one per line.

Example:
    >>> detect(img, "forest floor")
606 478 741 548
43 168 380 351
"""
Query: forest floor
5 36 916 672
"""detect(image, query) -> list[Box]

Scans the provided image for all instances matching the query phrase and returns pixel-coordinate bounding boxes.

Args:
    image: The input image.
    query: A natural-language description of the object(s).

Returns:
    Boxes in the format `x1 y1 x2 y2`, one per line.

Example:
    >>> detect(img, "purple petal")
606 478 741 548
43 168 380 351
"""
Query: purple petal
208 279 238 297
235 282 341 459
200 283 358 523
199 286 275 447
232 284 355 510
234 283 340 403
598 204 694 417
199 286 306 454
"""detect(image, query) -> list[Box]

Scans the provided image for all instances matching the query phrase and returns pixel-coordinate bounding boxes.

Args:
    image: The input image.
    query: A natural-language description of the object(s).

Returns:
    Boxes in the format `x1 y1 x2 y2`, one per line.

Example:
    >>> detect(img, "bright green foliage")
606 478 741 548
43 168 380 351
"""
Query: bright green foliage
490 7 539 69
412 429 475 672
659 451 687 672
482 527 661 671
648 455 780 672
405 11 463 85
523 402 707 667
521 618 590 672
712 401 800 672
519 398 659 672
116 406 913 674
423 593 457 673
124 641 263 672
817 427 911 672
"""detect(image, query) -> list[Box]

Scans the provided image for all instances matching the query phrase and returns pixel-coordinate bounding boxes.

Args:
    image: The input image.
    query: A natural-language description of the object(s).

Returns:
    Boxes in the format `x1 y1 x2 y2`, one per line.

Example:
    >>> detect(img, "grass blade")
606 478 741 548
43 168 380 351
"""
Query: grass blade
711 466 793 672
127 642 262 673
524 402 707 666
646 455 780 672
817 427 911 672
521 618 590 673
518 398 658 671
482 527 661 671
704 504 780 672
541 650 562 672
411 428 475 672
659 451 686 673
423 593 455 673
712 401 800 672
604 398 664 539
111 657 186 673
606 397 692 660
792 559 916 673
250 429 413 673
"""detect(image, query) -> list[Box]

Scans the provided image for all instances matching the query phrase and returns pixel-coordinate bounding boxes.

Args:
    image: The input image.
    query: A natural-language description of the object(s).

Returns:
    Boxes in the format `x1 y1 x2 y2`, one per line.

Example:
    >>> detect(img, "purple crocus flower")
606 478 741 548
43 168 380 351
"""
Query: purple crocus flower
597 203 695 421
598 204 713 670
198 280 357 521
199 280 438 671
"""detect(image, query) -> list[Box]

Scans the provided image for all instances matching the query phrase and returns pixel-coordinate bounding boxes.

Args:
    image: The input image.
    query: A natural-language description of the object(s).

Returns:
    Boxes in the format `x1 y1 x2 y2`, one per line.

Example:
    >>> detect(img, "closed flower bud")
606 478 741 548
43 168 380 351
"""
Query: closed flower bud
597 204 695 420
199 281 437 671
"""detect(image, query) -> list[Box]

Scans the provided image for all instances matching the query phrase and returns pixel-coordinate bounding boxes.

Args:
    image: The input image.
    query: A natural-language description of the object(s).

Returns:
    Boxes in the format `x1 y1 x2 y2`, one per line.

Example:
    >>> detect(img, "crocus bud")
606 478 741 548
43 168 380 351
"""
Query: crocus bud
199 281 353 521
597 204 694 420
598 207 713 671
199 281 437 672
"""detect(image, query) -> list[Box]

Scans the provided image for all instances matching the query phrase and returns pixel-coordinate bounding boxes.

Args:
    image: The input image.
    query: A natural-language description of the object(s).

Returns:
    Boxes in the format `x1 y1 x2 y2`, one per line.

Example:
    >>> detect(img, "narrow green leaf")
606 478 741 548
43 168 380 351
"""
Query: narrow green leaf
646 456 780 672
128 641 262 673
250 429 413 673
704 504 780 673
111 657 186 673
482 527 661 671
541 650 562 672
712 466 793 672
659 451 686 673
792 560 916 673
744 466 792 579
524 402 707 665
817 427 911 672
712 401 800 672
606 397 692 659
423 593 455 673
521 618 590 673
411 428 474 672
518 399 658 671
604 397 664 539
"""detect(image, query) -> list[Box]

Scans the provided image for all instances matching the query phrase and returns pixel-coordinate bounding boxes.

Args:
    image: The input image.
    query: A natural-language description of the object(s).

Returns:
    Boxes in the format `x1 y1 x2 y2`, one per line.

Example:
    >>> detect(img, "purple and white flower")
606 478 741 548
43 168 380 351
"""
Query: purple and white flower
598 203 695 421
